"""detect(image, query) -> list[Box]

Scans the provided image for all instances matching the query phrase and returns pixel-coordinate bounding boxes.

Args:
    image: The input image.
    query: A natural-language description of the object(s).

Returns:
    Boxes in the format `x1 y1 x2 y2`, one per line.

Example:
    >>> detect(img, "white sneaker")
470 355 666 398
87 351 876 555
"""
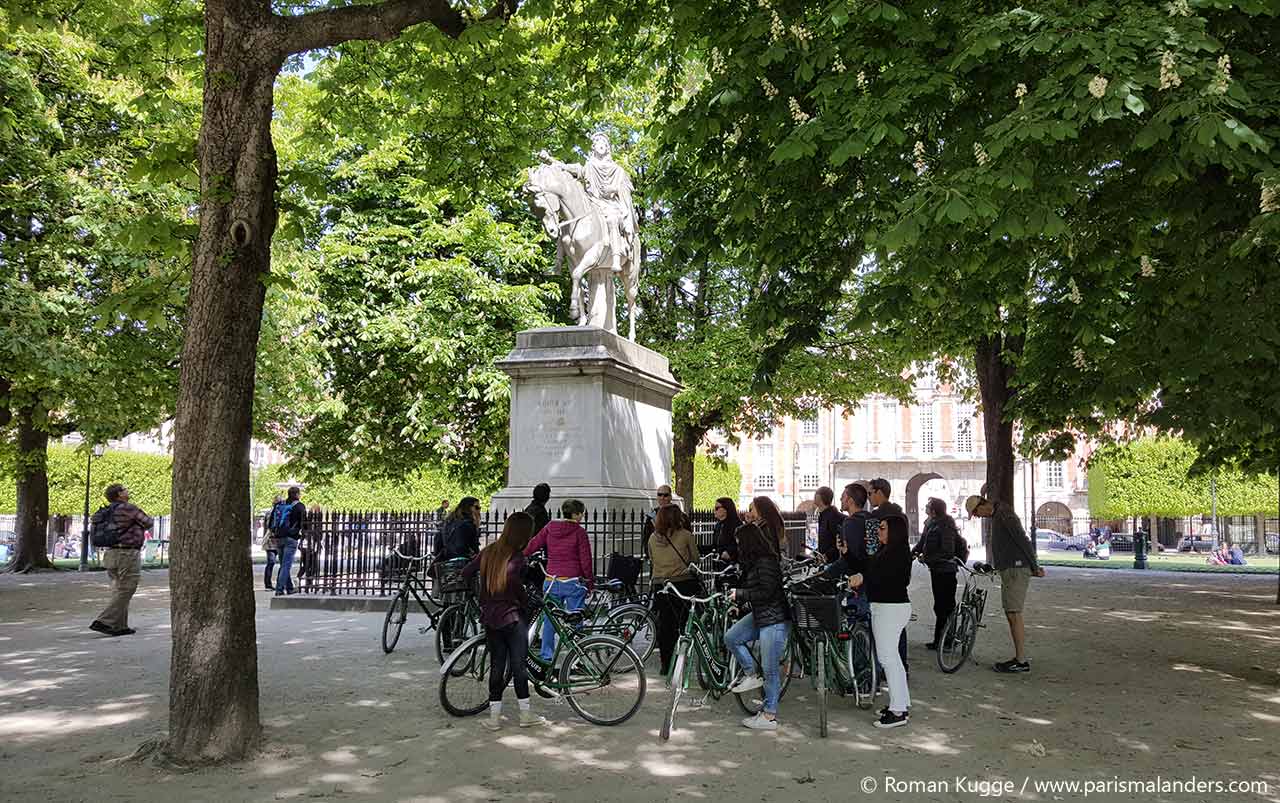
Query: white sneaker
741 712 779 731
519 709 548 728
729 674 764 694
482 710 501 731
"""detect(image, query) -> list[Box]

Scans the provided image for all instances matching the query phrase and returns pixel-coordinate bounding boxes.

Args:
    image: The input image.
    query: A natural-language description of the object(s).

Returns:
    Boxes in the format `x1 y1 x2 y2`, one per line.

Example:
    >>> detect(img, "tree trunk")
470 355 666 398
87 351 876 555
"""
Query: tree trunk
673 423 703 509
974 333 1019 509
5 408 54 573
165 5 283 764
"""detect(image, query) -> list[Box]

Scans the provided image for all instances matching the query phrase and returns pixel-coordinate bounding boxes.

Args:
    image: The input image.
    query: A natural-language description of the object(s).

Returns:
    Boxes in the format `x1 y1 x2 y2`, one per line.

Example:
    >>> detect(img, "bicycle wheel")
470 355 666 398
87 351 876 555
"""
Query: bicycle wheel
849 625 876 709
733 633 796 714
435 602 479 665
381 588 409 654
559 635 646 726
603 604 657 663
660 643 688 741
937 608 976 673
439 635 496 717
817 638 828 738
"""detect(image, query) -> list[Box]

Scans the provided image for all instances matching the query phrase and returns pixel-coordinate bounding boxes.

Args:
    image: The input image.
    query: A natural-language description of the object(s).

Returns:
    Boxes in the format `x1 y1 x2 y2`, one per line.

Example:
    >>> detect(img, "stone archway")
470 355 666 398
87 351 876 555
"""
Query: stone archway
905 472 943 536
1036 500 1074 535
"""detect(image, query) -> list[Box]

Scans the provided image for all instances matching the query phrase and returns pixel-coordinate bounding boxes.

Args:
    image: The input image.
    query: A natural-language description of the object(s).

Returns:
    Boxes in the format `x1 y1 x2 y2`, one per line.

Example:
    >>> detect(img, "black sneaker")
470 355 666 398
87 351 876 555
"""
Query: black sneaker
993 659 1031 674
874 709 909 729
89 620 112 635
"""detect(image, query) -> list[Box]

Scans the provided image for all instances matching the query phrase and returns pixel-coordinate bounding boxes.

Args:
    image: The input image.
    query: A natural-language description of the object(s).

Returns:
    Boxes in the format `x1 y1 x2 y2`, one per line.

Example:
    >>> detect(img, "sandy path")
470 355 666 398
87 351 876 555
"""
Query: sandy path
1 565 1277 803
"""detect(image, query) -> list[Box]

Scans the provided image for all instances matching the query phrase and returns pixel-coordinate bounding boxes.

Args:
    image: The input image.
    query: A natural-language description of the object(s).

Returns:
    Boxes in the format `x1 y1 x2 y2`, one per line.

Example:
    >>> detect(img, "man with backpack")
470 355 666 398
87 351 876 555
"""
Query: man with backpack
262 494 285 590
273 487 306 596
88 484 153 637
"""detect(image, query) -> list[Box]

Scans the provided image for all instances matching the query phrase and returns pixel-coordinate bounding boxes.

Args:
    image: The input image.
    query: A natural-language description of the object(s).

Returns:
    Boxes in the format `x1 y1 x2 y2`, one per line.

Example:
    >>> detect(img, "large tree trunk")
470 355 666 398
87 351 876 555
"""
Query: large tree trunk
673 423 703 508
5 408 54 573
165 5 282 765
975 332 1020 505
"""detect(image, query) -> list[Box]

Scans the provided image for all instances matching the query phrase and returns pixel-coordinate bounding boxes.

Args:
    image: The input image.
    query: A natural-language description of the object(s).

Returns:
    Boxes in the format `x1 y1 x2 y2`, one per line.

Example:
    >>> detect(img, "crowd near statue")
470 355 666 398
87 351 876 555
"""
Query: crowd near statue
525 131 641 340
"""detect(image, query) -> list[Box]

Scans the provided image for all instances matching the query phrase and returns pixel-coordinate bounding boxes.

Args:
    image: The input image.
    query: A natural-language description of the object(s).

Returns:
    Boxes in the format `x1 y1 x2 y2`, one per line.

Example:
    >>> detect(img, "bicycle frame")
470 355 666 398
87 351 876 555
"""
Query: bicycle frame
526 596 633 693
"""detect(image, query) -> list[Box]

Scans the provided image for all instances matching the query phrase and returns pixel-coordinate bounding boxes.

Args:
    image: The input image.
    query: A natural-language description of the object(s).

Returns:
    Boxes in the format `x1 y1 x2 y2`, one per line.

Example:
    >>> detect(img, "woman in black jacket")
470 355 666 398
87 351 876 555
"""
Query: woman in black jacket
723 523 790 731
850 512 913 729
703 497 741 563
913 497 959 650
435 497 481 561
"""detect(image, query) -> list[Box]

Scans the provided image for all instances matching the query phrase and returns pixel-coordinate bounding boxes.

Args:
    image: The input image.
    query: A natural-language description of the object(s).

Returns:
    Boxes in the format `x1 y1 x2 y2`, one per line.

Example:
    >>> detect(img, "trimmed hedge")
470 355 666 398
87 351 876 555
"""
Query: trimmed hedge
249 464 472 512
0 446 174 515
692 453 743 509
1088 436 1279 518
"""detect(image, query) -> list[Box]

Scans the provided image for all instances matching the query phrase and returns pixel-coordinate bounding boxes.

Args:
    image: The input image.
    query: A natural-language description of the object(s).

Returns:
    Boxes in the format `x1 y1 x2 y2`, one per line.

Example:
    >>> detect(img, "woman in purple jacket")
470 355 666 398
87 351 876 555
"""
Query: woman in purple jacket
524 498 593 661
462 512 547 731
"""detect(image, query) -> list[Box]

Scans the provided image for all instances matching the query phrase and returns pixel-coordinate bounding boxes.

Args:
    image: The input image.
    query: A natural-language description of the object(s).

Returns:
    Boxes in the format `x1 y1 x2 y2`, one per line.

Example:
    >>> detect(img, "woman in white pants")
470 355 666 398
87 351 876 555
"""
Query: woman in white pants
849 512 914 728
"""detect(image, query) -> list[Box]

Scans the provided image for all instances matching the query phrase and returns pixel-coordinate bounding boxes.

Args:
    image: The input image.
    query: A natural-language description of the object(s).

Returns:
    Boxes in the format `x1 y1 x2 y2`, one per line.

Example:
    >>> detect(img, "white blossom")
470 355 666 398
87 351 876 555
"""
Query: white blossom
857 70 868 90
1159 50 1182 90
823 171 838 187
789 96 810 124
973 142 991 167
832 54 847 74
1015 82 1028 100
1209 53 1231 95
1166 0 1191 17
1072 348 1088 370
769 11 785 44
790 23 813 44
1088 74 1108 99
1140 256 1158 277
710 47 725 74
760 77 779 98
913 140 927 174
856 178 864 192
1067 278 1083 305
1262 183 1279 214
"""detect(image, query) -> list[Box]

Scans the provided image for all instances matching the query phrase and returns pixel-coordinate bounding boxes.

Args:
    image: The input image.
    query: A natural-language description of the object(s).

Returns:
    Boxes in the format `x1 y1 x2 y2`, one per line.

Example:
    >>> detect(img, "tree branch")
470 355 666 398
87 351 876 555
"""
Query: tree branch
278 0 519 56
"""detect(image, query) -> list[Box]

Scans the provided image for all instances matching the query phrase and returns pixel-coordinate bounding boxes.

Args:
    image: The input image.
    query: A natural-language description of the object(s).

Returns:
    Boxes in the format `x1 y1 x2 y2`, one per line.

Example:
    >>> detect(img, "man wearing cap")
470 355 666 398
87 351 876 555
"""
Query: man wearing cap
965 494 1045 673
89 484 153 637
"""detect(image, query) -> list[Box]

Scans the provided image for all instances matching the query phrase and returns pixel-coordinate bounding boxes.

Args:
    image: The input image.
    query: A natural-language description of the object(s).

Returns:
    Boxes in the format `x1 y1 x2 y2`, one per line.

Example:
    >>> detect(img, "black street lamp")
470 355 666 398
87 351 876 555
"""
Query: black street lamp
79 444 105 572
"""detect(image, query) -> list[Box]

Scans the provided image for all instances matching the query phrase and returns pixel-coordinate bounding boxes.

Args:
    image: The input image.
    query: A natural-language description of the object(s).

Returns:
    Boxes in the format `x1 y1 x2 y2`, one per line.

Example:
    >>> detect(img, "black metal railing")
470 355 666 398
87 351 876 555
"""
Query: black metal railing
297 507 811 597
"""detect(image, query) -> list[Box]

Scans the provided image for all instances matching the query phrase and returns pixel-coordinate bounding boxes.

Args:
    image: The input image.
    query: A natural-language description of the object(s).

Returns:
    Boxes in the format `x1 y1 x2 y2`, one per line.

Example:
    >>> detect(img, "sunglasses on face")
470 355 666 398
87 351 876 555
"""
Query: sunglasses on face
657 492 671 498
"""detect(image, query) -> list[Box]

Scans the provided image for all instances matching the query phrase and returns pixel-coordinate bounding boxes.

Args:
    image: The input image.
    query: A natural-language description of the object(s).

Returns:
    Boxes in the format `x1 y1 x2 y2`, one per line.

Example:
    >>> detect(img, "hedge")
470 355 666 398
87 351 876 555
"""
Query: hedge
0 446 174 515
1088 436 1279 518
692 453 743 510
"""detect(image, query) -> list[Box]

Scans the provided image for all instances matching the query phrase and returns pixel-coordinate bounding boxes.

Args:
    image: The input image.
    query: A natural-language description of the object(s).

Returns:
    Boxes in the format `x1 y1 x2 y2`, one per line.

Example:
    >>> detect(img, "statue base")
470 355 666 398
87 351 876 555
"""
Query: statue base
488 326 682 516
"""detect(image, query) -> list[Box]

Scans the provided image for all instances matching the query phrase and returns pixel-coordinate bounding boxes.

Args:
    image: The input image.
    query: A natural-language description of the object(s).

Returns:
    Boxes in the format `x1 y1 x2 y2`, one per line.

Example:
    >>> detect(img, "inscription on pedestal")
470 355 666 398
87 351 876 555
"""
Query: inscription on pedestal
532 397 585 462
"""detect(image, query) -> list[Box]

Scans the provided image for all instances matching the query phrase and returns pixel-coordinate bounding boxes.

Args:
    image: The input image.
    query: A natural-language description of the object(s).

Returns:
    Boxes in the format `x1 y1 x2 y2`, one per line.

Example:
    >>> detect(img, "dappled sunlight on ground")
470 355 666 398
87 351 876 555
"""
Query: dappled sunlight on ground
0 566 1276 801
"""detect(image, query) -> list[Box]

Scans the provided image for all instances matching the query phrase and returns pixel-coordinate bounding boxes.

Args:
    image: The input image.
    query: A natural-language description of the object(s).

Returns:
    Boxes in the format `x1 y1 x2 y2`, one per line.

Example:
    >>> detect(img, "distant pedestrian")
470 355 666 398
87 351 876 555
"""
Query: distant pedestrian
89 484 153 637
273 487 306 596
524 483 552 536
965 494 1044 673
435 497 482 561
437 499 450 519
262 494 285 590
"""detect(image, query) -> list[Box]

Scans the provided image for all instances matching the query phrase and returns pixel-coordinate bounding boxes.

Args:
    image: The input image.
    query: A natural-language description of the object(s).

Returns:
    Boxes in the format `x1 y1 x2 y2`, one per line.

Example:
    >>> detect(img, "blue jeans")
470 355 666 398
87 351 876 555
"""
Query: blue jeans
264 549 278 589
275 538 298 595
724 613 789 715
541 578 587 660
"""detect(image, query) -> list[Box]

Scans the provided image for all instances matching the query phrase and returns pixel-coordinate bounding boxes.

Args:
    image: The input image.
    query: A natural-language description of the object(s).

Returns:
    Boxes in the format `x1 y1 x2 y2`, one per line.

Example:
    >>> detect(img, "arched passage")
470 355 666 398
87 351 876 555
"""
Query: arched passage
905 472 944 536
1036 501 1074 535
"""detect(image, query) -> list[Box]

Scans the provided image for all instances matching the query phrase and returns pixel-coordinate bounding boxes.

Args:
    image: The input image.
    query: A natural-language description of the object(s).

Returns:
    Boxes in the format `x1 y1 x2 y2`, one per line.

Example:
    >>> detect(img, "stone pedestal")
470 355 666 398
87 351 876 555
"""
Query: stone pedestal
489 327 681 515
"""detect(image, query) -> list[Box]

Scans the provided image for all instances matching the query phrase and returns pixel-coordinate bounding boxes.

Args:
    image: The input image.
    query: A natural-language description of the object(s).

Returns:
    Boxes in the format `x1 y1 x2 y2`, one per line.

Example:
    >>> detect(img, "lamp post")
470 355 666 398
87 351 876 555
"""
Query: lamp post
80 444 105 571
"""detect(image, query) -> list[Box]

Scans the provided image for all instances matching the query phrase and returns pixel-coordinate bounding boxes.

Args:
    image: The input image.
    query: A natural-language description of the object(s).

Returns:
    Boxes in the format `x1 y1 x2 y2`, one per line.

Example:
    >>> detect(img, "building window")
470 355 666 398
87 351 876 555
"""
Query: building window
956 405 974 454
919 406 935 455
755 443 775 489
799 443 819 489
1044 462 1064 489
801 414 819 437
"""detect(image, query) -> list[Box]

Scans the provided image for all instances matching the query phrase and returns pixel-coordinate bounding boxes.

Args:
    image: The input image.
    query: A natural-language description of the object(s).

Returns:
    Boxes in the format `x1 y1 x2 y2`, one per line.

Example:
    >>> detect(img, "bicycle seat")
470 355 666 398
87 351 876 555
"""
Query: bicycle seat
556 609 587 626
597 578 624 591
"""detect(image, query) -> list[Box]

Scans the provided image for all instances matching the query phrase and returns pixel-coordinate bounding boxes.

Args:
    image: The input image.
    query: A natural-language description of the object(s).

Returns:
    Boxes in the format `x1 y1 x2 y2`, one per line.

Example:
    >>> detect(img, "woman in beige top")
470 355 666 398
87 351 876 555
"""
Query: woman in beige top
649 505 700 677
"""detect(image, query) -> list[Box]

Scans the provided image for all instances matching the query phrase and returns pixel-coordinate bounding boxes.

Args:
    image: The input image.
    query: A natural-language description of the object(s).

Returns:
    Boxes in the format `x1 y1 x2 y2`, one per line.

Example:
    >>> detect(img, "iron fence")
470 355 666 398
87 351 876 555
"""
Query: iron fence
297 507 811 597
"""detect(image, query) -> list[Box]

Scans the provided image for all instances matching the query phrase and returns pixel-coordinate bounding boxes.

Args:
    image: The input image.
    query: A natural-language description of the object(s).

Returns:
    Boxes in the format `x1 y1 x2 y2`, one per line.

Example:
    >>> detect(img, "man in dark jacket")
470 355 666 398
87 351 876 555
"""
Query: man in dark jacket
274 487 306 596
524 483 552 536
966 494 1045 674
89 484 153 637
814 486 847 563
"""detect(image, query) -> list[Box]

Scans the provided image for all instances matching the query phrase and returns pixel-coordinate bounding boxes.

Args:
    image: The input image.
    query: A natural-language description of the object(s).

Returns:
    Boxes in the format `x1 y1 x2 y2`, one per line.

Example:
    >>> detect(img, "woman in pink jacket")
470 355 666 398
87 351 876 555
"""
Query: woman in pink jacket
524 498 593 661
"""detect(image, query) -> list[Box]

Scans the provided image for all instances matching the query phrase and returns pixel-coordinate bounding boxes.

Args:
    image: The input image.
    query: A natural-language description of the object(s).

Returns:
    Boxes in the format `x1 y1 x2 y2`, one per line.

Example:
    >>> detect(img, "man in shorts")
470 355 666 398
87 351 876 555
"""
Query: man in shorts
965 495 1045 673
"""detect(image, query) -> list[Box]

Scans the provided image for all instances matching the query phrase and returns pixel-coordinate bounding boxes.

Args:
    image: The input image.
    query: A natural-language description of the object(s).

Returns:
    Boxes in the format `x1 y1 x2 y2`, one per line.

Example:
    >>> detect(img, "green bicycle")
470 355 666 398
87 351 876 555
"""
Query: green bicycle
789 586 877 737
658 581 794 741
438 595 647 726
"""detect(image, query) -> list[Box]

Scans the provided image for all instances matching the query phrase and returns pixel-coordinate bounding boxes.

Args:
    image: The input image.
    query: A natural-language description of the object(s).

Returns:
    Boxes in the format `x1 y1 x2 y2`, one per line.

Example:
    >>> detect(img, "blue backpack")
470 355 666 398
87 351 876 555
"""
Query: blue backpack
270 501 299 537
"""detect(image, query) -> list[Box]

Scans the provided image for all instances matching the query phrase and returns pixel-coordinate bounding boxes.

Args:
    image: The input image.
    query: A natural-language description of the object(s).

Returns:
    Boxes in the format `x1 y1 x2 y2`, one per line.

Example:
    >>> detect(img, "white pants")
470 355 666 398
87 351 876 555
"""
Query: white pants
871 602 912 714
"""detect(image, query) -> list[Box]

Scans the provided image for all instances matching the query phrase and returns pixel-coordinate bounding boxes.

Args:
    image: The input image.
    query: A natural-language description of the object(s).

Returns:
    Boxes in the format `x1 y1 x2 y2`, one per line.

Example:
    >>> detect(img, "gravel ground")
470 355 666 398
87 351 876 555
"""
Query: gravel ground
1 564 1277 803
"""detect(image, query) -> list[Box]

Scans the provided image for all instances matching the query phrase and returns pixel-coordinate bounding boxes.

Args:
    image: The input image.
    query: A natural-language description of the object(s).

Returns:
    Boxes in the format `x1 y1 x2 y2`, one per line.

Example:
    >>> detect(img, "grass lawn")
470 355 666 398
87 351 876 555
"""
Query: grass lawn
1038 549 1278 574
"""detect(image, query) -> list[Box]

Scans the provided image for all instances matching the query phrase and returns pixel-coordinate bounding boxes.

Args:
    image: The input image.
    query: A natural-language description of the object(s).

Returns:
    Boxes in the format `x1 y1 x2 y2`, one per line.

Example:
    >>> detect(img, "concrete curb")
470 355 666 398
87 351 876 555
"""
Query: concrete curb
268 594 392 613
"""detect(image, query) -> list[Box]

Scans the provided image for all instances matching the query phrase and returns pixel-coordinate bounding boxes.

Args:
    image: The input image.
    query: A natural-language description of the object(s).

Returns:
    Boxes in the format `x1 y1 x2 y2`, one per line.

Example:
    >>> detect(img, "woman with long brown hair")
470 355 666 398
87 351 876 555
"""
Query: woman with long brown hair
461 511 546 731
648 504 700 677
724 522 791 730
748 496 788 557
849 512 914 729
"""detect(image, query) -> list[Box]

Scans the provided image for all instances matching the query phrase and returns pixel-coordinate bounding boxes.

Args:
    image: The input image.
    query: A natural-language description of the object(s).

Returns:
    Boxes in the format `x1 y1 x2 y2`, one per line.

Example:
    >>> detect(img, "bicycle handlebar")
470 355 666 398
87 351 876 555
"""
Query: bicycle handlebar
657 580 724 605
955 559 995 575
391 549 429 563
686 562 737 578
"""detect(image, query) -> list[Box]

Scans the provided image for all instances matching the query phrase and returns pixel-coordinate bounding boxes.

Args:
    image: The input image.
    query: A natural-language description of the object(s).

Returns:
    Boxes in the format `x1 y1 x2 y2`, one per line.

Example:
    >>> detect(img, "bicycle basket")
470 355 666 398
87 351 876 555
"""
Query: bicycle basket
437 558 473 600
791 593 840 632
606 552 643 587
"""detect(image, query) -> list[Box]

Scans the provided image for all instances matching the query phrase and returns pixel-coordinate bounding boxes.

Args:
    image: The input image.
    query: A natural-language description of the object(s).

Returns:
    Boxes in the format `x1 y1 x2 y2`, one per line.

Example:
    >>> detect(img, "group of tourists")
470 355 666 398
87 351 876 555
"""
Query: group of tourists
450 476 1043 734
